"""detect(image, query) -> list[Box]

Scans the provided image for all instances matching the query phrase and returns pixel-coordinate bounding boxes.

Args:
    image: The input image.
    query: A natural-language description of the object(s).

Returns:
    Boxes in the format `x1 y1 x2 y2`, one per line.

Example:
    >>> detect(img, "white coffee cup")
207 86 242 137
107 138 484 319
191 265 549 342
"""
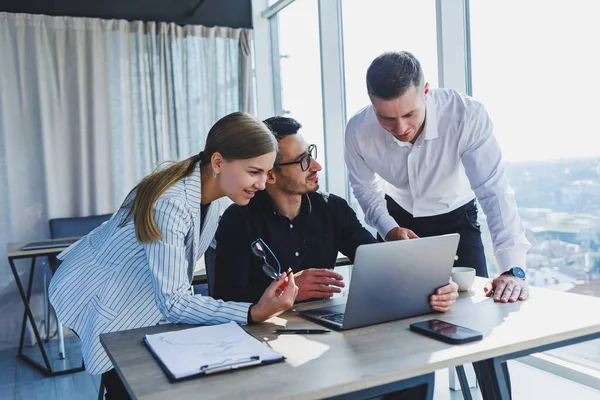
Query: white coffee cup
451 267 476 291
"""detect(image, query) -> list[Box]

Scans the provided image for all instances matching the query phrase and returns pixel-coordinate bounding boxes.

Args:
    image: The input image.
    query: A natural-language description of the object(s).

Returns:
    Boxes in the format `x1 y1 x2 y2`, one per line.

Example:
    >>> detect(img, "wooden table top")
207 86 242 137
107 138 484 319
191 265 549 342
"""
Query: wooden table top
100 277 600 400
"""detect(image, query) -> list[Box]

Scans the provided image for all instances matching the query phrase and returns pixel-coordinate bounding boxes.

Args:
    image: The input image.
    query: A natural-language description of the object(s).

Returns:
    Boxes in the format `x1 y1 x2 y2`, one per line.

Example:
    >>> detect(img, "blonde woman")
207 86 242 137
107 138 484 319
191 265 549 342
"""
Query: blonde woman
49 112 298 399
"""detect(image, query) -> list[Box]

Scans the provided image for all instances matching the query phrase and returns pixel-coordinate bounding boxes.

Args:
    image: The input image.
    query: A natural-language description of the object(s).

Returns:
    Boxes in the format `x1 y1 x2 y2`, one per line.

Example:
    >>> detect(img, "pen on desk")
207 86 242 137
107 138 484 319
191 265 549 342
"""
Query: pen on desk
274 329 330 334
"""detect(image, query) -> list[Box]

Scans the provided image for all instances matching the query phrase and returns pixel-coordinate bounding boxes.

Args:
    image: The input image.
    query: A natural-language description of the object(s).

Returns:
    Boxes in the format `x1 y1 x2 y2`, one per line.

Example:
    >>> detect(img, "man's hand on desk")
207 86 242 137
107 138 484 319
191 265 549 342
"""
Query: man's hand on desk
294 268 345 301
484 276 529 303
385 227 419 241
429 281 459 312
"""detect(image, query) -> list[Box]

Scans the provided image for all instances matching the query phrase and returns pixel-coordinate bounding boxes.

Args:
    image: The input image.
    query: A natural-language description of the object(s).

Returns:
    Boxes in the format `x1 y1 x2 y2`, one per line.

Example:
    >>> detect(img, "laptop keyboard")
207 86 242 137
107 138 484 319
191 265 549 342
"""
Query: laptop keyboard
321 313 345 324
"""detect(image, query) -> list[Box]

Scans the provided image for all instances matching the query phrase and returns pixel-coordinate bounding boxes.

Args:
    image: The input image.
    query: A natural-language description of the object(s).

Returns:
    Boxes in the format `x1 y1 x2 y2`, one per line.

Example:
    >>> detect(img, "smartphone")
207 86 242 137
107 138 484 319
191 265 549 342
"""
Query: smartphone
410 319 483 344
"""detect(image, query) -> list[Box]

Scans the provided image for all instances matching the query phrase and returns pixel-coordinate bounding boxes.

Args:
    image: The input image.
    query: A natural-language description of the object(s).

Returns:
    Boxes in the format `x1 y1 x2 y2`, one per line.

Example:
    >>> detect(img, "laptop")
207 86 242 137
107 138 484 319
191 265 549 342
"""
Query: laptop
21 237 80 251
299 233 460 330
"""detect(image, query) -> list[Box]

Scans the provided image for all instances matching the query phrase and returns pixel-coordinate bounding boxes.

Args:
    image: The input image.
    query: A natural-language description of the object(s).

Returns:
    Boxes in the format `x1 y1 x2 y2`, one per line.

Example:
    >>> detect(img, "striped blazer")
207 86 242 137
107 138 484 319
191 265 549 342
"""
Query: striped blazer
48 163 251 375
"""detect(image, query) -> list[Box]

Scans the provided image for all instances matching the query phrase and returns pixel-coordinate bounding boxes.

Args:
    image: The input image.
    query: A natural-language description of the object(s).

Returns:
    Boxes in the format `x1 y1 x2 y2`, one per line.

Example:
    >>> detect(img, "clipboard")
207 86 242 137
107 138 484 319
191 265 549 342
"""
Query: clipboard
143 322 284 381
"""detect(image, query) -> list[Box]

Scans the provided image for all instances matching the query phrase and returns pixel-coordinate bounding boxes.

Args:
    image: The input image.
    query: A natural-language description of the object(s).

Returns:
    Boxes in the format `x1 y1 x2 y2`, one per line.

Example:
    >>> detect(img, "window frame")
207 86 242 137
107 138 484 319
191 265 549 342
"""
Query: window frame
252 0 600 389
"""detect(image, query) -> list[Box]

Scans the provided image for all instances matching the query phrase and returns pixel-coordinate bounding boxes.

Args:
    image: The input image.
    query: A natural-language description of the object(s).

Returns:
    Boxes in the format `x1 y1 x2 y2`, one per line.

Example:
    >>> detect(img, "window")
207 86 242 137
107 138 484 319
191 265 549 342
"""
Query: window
274 0 327 188
342 0 439 224
470 0 600 370
342 0 438 119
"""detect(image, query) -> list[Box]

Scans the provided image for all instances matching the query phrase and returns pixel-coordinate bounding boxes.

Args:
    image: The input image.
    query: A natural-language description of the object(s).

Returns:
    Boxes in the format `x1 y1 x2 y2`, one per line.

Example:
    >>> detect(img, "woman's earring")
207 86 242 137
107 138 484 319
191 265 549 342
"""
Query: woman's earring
212 171 219 178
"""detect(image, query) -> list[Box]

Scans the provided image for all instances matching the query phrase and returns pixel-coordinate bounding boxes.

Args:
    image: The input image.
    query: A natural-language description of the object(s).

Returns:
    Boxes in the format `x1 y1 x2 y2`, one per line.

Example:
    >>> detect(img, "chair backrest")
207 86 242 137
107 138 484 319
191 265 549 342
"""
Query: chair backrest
49 213 113 239
47 213 113 273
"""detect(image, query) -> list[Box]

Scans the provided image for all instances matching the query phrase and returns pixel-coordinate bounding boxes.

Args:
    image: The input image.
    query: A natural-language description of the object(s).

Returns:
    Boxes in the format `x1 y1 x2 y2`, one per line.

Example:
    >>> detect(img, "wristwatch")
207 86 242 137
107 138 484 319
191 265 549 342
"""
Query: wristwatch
501 267 526 280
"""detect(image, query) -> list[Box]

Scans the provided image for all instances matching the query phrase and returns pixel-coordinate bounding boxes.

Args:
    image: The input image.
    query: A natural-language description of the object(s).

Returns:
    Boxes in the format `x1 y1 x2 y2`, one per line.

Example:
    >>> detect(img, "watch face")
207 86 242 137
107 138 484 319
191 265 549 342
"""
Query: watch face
513 267 526 279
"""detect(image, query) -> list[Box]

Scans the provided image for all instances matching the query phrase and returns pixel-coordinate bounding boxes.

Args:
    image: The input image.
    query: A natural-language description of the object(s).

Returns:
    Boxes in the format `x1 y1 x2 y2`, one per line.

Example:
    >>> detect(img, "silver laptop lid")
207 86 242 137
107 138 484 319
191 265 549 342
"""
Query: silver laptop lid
341 233 460 329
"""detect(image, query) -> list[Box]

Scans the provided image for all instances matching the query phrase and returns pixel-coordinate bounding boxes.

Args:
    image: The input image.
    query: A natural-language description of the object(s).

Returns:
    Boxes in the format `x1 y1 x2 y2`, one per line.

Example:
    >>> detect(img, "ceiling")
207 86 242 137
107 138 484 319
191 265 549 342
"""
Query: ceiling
0 0 253 28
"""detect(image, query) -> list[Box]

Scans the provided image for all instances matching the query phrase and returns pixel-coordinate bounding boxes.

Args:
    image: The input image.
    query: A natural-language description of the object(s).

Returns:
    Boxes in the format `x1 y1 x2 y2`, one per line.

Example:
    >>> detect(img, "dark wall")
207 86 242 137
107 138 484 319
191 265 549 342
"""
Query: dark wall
0 0 252 28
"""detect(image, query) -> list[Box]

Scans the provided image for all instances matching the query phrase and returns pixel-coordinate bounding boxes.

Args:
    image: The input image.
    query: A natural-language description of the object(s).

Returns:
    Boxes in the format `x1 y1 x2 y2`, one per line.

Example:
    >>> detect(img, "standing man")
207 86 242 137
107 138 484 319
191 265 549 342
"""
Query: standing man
345 51 531 302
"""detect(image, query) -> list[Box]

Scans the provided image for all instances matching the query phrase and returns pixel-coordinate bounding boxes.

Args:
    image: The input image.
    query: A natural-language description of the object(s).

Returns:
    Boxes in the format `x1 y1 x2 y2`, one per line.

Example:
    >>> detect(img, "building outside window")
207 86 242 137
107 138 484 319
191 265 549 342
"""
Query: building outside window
470 0 600 370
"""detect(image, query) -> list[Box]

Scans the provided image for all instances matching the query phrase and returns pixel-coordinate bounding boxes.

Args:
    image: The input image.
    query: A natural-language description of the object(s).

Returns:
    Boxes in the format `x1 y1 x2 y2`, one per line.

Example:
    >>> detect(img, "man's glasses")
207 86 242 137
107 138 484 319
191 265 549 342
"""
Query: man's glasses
274 144 317 172
251 238 283 280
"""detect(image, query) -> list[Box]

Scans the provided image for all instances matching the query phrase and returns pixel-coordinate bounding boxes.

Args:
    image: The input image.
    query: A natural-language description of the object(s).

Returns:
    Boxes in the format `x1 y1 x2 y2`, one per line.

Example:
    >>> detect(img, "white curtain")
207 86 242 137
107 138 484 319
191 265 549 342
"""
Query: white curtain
0 12 254 350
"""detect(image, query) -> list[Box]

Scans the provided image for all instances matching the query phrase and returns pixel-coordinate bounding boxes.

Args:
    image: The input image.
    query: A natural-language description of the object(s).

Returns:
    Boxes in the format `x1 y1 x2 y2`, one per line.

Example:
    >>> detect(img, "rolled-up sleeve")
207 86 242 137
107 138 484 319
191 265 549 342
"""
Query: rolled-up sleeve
345 123 399 238
143 197 251 325
460 104 531 272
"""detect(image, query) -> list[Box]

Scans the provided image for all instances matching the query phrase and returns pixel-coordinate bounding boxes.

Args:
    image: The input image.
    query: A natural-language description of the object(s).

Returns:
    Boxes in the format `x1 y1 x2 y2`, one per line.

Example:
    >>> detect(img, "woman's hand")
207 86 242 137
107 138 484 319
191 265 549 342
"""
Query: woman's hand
250 269 298 322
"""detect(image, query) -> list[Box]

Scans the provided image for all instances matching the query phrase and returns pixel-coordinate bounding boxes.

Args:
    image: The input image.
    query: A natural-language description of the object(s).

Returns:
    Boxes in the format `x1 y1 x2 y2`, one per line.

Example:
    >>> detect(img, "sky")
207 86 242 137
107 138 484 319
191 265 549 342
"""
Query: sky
276 0 600 164
469 0 600 162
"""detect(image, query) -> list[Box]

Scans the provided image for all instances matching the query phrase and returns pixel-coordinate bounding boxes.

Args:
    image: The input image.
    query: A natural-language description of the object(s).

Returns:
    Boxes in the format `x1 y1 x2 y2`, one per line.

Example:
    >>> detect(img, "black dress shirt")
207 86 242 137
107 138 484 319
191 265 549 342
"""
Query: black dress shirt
213 190 377 303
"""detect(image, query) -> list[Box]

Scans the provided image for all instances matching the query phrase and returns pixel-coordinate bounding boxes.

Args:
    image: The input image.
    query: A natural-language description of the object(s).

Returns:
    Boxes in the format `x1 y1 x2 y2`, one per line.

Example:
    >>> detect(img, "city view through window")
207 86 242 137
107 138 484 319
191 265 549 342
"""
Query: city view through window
470 0 600 367
274 0 600 370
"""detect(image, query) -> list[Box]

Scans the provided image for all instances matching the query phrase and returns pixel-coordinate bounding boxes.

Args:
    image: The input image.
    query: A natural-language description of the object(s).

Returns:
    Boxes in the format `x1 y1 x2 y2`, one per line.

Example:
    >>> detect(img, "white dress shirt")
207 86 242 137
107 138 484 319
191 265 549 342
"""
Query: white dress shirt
345 88 530 272
49 163 249 375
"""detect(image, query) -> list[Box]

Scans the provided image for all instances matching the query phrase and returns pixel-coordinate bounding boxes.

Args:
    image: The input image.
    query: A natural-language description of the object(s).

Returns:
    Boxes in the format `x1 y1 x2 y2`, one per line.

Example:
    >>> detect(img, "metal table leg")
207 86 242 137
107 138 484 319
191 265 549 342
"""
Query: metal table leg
42 260 49 341
9 256 84 376
57 318 65 359
474 359 511 400
456 365 474 400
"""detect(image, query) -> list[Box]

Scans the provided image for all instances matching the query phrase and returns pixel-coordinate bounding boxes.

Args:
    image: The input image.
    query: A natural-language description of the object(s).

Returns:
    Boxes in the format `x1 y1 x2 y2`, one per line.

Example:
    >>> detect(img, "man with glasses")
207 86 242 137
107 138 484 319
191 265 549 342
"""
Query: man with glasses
212 116 458 313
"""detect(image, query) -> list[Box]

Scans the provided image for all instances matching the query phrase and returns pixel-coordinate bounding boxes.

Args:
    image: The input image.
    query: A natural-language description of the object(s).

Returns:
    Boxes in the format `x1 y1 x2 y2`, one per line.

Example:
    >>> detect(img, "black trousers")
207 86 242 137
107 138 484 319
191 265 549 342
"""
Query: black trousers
384 196 512 399
380 383 430 399
102 369 131 400
383 196 488 278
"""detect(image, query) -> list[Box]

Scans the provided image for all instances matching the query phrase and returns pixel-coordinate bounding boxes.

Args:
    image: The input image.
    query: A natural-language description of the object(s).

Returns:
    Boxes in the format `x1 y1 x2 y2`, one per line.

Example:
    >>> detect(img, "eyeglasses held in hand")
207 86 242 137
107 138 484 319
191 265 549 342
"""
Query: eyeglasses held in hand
274 144 317 172
250 238 283 281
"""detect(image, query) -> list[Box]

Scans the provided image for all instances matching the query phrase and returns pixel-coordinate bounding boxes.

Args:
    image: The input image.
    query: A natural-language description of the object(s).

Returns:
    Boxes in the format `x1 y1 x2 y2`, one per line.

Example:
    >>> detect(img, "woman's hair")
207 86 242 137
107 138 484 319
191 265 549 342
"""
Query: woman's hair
122 111 277 243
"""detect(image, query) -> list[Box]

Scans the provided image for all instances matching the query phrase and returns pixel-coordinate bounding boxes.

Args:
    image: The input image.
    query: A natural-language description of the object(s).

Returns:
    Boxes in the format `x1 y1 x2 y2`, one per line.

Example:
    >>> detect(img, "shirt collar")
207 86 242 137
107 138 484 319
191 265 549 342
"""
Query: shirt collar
381 94 439 147
183 162 202 216
256 190 312 219
420 95 439 142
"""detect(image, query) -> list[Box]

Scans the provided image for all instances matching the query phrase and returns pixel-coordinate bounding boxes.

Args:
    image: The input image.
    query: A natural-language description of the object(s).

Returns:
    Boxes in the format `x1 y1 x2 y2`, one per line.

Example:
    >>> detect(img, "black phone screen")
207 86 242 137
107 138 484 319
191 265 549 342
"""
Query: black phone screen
410 319 483 344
